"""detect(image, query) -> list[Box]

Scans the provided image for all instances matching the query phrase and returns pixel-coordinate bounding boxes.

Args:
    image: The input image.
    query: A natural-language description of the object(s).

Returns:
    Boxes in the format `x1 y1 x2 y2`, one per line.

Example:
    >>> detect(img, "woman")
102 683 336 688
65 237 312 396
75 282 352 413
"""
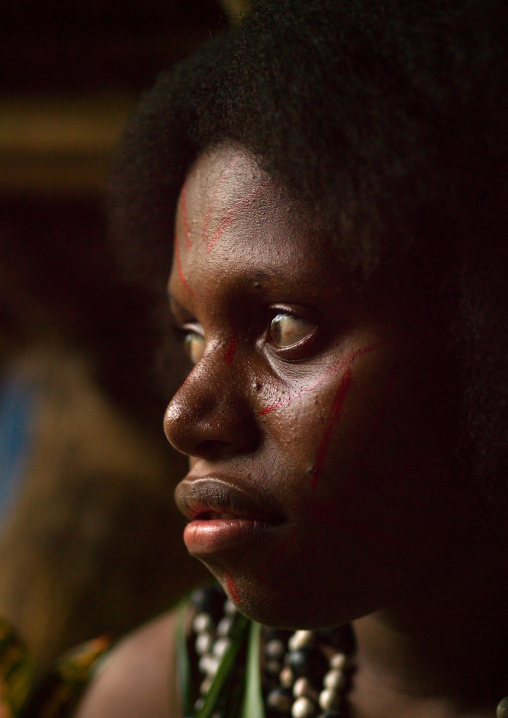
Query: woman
41 0 508 716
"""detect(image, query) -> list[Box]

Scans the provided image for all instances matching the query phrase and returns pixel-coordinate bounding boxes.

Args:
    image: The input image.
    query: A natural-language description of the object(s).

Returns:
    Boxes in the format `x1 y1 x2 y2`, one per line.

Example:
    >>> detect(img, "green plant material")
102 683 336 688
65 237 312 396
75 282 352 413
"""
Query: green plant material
241 621 264 718
197 614 249 718
0 617 34 717
175 599 194 718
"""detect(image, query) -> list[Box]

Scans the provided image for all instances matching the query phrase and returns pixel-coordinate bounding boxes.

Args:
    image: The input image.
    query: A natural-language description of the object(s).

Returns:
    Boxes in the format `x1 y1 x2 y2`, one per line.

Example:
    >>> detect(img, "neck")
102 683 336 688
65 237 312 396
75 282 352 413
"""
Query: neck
350 538 508 718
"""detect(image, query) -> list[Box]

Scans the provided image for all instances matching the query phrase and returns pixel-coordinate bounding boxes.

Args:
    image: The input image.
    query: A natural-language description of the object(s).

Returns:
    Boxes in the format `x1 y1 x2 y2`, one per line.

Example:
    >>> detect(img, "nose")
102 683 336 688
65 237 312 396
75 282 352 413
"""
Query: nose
163 353 259 461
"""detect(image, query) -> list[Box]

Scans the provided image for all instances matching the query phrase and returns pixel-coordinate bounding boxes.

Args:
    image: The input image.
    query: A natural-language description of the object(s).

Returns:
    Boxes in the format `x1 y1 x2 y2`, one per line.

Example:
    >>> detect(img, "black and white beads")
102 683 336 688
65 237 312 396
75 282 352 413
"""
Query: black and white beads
189 585 354 718
264 629 352 718
190 586 238 712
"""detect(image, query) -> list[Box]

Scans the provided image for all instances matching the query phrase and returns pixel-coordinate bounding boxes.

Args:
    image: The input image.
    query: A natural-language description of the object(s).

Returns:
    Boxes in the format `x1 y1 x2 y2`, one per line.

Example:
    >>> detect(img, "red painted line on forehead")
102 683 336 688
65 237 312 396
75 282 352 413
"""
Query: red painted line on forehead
202 155 241 246
206 182 268 253
311 367 352 490
174 234 194 296
259 343 379 416
181 184 193 250
224 334 238 365
224 569 242 603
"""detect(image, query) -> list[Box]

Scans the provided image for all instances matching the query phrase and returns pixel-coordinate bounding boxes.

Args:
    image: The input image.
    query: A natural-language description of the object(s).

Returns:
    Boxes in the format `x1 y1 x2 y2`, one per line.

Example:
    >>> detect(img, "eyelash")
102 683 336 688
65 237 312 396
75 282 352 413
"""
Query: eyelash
173 309 318 365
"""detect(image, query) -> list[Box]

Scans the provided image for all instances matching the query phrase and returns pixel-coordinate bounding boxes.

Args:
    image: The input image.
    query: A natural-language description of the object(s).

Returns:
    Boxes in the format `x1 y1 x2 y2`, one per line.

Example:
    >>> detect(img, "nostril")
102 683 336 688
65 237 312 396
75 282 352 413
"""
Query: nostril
196 439 235 460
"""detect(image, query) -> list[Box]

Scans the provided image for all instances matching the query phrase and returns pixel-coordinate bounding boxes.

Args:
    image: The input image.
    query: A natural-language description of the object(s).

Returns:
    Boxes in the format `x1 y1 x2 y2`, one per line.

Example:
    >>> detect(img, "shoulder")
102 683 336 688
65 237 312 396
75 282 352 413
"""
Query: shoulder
74 610 180 718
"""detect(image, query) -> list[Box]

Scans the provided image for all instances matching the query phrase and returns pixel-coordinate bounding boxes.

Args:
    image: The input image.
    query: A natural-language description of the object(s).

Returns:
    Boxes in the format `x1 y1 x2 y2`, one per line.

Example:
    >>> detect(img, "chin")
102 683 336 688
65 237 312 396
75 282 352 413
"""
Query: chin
207 564 371 630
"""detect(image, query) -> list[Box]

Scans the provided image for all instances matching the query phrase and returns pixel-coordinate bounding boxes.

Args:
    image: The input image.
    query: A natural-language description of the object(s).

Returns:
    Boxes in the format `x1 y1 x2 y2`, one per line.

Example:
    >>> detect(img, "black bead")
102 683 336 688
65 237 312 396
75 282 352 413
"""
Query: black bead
189 585 226 622
317 712 348 718
266 686 293 714
289 647 329 686
314 625 355 653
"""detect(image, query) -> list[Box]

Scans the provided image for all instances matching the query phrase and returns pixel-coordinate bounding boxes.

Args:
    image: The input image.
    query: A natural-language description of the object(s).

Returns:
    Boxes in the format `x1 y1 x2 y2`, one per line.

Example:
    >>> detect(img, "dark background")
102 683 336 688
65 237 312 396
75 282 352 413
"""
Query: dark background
0 0 247 672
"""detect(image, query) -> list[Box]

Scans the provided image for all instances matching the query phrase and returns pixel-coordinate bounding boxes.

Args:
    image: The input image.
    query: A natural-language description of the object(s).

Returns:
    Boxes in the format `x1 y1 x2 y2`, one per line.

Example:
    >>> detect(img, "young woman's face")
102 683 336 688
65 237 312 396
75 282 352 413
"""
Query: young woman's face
165 144 464 628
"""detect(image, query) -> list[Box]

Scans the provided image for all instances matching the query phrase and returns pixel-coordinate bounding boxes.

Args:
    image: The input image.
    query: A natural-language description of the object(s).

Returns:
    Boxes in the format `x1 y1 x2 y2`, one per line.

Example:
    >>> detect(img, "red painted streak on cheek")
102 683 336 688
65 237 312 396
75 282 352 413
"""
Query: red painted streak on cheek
311 367 352 489
201 155 241 246
181 184 192 250
224 569 242 603
174 236 194 296
206 183 267 253
259 343 379 416
223 335 238 365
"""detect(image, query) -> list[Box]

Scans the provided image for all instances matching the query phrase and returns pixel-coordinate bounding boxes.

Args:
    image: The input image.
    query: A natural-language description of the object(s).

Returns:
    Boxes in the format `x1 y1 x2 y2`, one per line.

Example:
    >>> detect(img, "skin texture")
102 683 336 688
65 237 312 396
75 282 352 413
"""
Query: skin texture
75 144 508 718
74 612 178 718
164 145 508 718
165 143 468 630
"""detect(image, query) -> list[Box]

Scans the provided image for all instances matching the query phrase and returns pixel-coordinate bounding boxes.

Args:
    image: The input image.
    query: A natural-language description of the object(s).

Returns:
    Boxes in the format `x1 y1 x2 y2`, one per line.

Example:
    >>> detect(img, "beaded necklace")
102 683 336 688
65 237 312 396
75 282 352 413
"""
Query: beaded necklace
187 585 508 718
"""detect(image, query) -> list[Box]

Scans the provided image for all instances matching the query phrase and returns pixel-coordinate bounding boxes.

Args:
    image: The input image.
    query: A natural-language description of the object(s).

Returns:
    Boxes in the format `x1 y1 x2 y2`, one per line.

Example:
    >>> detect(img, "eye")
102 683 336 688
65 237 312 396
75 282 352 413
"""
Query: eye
183 331 205 364
269 312 316 349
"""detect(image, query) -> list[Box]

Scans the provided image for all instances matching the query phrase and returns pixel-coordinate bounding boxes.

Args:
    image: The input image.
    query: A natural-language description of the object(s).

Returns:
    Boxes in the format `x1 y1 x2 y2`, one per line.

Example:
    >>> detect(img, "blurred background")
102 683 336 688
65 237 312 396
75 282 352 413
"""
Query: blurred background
0 0 248 676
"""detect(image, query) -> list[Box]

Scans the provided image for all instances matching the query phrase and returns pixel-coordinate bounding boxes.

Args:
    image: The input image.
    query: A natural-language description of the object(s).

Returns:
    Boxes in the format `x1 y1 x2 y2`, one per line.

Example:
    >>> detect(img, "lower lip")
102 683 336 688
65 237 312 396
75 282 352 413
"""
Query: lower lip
183 518 276 555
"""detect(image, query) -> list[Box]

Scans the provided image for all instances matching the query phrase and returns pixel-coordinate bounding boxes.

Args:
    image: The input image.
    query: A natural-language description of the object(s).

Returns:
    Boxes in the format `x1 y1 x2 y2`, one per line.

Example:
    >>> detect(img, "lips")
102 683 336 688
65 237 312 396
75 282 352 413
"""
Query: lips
175 477 283 555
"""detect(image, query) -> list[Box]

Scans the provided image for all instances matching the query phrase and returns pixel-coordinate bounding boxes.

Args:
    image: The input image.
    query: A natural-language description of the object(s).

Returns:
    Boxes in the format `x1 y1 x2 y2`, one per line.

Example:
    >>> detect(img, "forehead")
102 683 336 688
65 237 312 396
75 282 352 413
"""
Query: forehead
170 144 343 299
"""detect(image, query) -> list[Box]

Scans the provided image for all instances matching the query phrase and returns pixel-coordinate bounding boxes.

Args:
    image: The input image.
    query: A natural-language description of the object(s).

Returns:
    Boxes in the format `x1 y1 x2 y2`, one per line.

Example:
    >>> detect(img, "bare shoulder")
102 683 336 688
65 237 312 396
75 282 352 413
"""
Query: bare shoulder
74 610 181 718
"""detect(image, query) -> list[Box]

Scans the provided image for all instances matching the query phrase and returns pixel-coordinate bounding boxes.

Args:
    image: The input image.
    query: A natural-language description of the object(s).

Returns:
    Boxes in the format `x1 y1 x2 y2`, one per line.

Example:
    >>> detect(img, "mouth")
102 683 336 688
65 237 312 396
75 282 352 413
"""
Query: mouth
175 477 284 555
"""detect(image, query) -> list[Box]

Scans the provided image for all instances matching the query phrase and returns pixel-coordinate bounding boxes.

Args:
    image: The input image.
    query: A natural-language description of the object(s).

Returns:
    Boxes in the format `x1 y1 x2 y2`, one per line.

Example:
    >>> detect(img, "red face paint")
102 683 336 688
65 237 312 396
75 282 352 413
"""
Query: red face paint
180 184 193 250
224 335 238 365
259 343 379 416
174 234 194 296
206 182 268 253
310 366 352 489
201 155 241 246
224 569 242 603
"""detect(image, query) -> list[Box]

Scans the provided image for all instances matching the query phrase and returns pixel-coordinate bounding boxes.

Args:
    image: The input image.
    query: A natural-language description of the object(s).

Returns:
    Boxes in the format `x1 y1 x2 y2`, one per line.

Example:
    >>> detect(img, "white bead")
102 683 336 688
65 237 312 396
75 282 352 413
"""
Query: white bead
199 654 220 676
195 632 214 655
224 599 237 615
213 637 231 658
293 677 313 698
200 677 213 695
198 655 211 674
193 613 213 633
206 655 221 676
319 688 341 711
291 696 316 718
217 616 234 637
330 652 347 670
323 669 346 691
265 638 285 659
195 698 205 711
280 666 294 687
288 630 314 651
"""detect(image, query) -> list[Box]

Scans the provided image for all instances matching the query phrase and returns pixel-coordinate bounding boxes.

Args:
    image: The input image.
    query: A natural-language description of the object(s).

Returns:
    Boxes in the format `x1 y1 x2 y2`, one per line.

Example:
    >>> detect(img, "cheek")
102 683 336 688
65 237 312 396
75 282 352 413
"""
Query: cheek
269 355 450 552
